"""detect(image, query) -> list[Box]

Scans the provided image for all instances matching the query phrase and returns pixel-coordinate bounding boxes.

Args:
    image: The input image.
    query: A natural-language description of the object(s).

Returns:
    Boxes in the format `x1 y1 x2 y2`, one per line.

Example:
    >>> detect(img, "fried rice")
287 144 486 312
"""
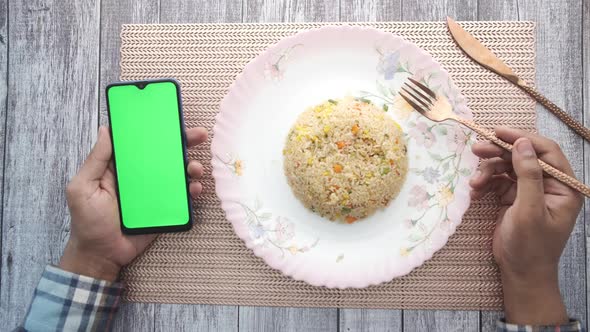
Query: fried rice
283 97 408 223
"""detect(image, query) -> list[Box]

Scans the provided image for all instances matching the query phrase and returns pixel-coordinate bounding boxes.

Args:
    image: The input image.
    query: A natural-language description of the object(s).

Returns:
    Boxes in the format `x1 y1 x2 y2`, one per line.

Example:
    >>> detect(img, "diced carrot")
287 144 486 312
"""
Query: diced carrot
389 159 395 166
345 216 358 224
333 164 343 173
351 124 360 135
336 141 346 149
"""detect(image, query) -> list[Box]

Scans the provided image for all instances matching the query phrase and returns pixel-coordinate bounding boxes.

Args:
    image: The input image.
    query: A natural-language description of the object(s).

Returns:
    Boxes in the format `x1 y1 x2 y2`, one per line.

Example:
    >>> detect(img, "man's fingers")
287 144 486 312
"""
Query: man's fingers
473 127 574 177
78 126 113 182
186 127 208 147
470 174 514 201
495 127 574 176
187 161 204 179
469 157 512 189
472 141 511 160
495 127 557 152
498 179 517 205
190 182 203 198
511 138 545 214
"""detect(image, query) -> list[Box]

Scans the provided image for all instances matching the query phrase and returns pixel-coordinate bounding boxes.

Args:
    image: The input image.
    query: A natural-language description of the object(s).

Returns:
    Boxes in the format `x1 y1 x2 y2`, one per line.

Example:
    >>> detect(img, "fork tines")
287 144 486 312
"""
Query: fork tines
399 78 437 114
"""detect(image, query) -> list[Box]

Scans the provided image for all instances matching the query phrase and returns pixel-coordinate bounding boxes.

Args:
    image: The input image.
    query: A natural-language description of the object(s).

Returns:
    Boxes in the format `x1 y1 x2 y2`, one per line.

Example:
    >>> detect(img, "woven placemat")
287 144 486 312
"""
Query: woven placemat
119 22 536 310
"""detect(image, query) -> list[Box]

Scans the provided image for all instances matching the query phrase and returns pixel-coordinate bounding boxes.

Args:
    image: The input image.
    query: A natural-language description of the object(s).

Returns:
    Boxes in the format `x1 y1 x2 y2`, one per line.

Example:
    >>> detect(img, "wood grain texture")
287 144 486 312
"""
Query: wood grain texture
0 0 7 292
400 0 477 21
160 0 242 23
243 0 339 22
401 1 480 330
478 0 518 20
152 1 241 331
239 307 338 332
584 0 590 327
340 309 402 332
338 1 403 330
481 311 503 332
517 0 586 329
99 3 160 330
404 311 479 331
340 0 401 22
112 303 155 331
155 304 238 332
238 1 339 330
0 0 100 328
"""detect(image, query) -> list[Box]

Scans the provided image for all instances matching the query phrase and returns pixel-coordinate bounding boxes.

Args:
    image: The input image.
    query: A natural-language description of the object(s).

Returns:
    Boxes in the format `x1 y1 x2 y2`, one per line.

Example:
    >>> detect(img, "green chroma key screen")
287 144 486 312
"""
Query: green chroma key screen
106 80 191 233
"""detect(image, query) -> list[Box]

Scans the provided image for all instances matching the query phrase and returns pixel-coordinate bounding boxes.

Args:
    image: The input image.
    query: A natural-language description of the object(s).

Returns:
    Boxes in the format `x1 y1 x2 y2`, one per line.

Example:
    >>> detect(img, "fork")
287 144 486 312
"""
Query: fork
399 78 590 198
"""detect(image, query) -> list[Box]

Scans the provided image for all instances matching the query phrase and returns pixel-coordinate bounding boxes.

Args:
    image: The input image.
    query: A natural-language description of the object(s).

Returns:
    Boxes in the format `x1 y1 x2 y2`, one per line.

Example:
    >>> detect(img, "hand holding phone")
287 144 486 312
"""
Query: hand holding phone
60 125 207 281
106 79 195 234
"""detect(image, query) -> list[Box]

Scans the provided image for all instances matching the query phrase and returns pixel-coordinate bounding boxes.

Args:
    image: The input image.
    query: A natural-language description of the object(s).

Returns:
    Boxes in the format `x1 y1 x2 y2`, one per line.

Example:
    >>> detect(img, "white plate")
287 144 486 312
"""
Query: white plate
212 25 478 288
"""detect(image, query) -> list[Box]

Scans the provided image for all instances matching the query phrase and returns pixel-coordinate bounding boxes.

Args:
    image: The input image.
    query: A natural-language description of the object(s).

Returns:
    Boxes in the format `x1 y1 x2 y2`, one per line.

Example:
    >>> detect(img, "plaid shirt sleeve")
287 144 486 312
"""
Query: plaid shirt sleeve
496 318 584 332
19 265 123 332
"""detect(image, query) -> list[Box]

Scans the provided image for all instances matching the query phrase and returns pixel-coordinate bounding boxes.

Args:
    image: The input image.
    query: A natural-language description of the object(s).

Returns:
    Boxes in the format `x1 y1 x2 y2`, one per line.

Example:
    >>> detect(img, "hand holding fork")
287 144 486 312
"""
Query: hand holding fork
399 78 590 198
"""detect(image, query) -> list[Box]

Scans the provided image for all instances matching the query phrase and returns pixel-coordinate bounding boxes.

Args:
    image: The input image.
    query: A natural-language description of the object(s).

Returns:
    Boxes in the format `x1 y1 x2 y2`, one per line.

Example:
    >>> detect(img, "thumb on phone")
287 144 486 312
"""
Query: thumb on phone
78 126 113 182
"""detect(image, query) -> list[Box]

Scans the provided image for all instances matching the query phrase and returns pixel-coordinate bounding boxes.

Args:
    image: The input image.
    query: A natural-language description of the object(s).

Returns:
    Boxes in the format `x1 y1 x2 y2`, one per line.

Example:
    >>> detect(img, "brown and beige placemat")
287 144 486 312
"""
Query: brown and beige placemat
119 22 536 310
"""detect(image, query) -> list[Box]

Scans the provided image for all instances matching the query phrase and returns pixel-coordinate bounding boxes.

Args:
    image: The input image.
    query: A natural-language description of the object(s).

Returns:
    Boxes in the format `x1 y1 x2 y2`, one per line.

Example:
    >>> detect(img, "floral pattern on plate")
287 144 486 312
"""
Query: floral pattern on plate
215 154 244 176
358 44 476 255
238 198 319 257
264 44 303 81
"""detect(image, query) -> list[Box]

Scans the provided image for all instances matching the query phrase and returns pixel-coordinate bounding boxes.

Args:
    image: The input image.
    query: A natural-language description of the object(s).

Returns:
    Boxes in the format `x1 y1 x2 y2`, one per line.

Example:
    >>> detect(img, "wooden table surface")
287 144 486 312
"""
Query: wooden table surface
0 0 588 331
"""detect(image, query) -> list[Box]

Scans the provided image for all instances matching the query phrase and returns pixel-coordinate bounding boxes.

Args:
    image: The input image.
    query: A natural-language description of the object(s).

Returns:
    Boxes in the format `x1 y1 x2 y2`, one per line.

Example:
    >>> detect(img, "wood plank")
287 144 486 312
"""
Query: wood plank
339 1 403 331
478 0 519 21
238 1 339 331
150 1 242 330
481 311 503 332
99 2 159 330
405 311 479 331
584 0 590 328
400 1 480 331
0 0 100 328
340 0 401 22
160 0 242 24
517 0 586 329
476 2 518 330
112 303 155 331
340 309 403 332
243 0 339 22
238 307 338 332
0 0 7 294
154 304 238 332
401 0 477 21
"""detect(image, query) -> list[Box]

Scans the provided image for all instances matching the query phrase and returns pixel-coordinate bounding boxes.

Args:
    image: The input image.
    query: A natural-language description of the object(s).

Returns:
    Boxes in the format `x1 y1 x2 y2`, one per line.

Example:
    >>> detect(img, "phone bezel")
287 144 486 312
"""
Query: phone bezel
105 78 194 235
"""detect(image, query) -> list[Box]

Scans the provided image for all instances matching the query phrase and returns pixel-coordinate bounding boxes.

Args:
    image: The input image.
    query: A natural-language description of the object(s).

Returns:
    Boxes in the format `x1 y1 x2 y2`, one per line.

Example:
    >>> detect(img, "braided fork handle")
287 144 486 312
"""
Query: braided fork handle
519 84 590 141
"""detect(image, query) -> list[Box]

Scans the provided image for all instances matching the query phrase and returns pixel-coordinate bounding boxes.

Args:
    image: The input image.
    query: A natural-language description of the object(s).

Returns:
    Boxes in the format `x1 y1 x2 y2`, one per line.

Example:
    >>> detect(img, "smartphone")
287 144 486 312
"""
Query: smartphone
106 79 193 234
